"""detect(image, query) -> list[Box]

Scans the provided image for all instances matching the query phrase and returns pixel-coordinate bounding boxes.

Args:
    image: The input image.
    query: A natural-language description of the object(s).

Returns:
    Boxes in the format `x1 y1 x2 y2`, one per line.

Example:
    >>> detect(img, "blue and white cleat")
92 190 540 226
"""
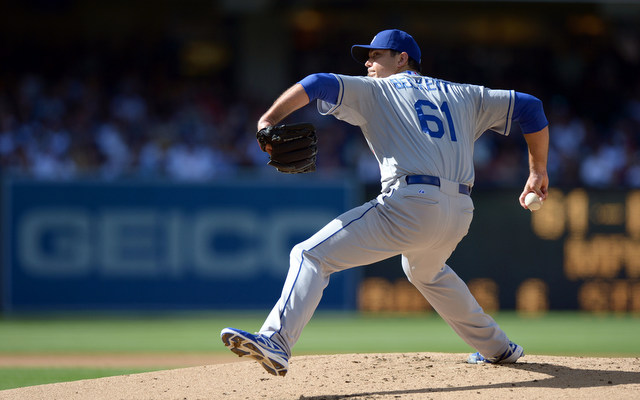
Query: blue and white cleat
221 327 289 376
467 341 524 364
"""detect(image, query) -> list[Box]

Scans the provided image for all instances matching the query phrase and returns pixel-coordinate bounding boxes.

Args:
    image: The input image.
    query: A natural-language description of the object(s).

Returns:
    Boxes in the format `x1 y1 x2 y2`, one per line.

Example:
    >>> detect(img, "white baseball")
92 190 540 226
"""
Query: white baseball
524 192 542 211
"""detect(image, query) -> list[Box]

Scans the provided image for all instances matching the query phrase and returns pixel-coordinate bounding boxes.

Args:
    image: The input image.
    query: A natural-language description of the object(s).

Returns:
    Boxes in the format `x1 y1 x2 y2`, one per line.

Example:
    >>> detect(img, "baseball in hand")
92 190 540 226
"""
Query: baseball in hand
524 192 542 211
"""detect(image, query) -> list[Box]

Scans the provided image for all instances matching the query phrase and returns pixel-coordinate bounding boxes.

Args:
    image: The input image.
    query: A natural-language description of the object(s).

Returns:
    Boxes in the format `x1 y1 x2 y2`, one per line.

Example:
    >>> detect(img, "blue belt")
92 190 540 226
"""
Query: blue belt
405 175 472 195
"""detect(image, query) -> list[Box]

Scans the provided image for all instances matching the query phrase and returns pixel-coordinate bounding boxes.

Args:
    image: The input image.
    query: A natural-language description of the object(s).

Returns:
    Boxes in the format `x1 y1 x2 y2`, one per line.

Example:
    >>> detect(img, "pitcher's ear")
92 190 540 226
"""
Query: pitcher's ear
398 52 409 67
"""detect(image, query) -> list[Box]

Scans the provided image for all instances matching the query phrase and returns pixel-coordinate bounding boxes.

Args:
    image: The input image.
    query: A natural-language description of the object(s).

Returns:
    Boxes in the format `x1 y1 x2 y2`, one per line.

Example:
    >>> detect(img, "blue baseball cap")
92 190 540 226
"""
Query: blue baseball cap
351 29 421 66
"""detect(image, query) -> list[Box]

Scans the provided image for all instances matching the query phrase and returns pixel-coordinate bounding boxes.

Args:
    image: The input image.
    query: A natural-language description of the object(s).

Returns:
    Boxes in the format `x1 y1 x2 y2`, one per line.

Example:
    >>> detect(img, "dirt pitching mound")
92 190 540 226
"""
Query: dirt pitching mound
1 353 639 400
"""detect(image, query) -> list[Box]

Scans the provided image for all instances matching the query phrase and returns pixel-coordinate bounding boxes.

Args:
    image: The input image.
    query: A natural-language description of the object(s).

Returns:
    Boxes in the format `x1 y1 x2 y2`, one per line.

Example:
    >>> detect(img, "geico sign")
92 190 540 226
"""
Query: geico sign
16 208 333 278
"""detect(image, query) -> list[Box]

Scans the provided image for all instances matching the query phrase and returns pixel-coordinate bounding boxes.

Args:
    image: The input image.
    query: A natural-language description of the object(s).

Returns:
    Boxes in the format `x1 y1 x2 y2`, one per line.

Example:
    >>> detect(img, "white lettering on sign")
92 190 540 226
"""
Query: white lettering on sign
18 209 92 277
16 207 334 279
100 210 159 277
192 210 260 278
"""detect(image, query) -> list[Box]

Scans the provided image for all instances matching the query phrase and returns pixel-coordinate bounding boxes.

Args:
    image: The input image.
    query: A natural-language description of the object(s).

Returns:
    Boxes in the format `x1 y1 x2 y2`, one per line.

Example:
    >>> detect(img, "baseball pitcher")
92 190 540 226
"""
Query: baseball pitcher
221 29 550 376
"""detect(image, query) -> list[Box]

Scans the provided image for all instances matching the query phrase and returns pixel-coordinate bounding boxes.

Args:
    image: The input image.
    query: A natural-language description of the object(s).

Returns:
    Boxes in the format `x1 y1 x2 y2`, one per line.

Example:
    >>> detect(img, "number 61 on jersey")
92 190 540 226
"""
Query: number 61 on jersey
414 100 457 142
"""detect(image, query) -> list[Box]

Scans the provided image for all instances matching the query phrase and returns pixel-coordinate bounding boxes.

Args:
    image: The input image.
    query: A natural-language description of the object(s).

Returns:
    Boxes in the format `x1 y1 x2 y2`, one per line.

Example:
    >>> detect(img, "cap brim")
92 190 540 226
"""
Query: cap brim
351 45 378 64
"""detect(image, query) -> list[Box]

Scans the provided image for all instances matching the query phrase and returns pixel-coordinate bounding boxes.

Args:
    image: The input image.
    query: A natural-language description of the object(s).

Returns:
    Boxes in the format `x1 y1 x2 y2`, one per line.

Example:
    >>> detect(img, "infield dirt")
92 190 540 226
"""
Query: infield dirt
1 352 639 399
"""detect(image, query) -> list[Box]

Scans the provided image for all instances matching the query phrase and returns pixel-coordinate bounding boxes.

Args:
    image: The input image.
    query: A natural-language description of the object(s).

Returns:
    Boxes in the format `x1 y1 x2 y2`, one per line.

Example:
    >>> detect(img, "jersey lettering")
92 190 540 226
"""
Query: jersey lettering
391 77 450 93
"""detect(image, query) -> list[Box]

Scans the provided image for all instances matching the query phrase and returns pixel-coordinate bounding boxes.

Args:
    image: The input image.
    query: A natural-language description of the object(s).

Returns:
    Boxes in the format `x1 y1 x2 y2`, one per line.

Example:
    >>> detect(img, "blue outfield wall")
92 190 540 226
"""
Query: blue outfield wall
4 176 639 314
1 176 361 312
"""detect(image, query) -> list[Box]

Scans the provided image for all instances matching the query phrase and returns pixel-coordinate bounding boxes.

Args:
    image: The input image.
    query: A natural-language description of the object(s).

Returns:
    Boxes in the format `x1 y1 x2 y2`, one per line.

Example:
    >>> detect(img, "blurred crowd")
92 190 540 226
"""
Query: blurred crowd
0 69 270 181
1 31 639 189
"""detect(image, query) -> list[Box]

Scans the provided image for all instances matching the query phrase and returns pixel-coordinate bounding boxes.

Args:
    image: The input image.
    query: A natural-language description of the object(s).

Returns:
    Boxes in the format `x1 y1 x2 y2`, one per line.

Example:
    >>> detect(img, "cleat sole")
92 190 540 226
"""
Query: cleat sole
220 328 288 377
245 343 264 357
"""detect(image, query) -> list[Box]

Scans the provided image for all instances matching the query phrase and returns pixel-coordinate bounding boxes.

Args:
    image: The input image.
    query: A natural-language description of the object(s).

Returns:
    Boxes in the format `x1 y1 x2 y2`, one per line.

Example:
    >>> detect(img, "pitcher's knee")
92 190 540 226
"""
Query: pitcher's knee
290 243 304 263
290 243 337 277
290 243 316 269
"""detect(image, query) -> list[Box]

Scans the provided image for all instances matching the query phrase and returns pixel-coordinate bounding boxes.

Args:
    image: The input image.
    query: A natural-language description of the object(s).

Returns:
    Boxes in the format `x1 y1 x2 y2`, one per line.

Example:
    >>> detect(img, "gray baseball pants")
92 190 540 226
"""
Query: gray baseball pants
260 177 510 358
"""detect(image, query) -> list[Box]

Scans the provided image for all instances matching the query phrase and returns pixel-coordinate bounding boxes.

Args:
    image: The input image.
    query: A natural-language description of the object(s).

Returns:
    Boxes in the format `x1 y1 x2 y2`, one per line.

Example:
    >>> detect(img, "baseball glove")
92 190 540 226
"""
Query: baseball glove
256 123 318 173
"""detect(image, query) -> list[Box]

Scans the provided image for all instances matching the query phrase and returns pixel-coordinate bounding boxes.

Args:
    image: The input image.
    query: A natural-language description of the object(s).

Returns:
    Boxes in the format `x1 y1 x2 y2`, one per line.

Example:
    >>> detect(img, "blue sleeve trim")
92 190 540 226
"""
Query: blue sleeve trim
503 90 514 136
335 75 345 108
513 92 549 134
298 73 340 104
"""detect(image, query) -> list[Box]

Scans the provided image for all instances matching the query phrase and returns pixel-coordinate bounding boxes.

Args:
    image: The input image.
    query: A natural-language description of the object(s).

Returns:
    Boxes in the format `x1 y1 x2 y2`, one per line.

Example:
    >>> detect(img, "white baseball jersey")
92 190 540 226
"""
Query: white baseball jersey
318 71 515 192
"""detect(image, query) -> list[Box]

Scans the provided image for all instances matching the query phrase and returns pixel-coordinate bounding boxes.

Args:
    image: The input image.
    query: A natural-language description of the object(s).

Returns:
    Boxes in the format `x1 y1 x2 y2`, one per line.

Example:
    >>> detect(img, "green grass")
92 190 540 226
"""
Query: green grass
0 313 232 353
298 311 640 357
0 367 161 391
1 311 639 355
0 311 639 390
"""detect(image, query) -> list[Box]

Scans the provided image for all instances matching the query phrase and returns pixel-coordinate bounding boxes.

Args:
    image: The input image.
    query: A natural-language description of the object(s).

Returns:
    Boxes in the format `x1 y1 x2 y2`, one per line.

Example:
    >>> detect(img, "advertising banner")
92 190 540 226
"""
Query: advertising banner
2 177 360 312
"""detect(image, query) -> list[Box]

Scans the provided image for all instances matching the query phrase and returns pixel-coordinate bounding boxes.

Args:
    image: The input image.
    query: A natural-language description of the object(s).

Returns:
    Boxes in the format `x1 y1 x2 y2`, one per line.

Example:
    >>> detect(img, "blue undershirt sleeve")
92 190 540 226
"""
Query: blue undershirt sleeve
512 92 549 134
298 73 340 105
